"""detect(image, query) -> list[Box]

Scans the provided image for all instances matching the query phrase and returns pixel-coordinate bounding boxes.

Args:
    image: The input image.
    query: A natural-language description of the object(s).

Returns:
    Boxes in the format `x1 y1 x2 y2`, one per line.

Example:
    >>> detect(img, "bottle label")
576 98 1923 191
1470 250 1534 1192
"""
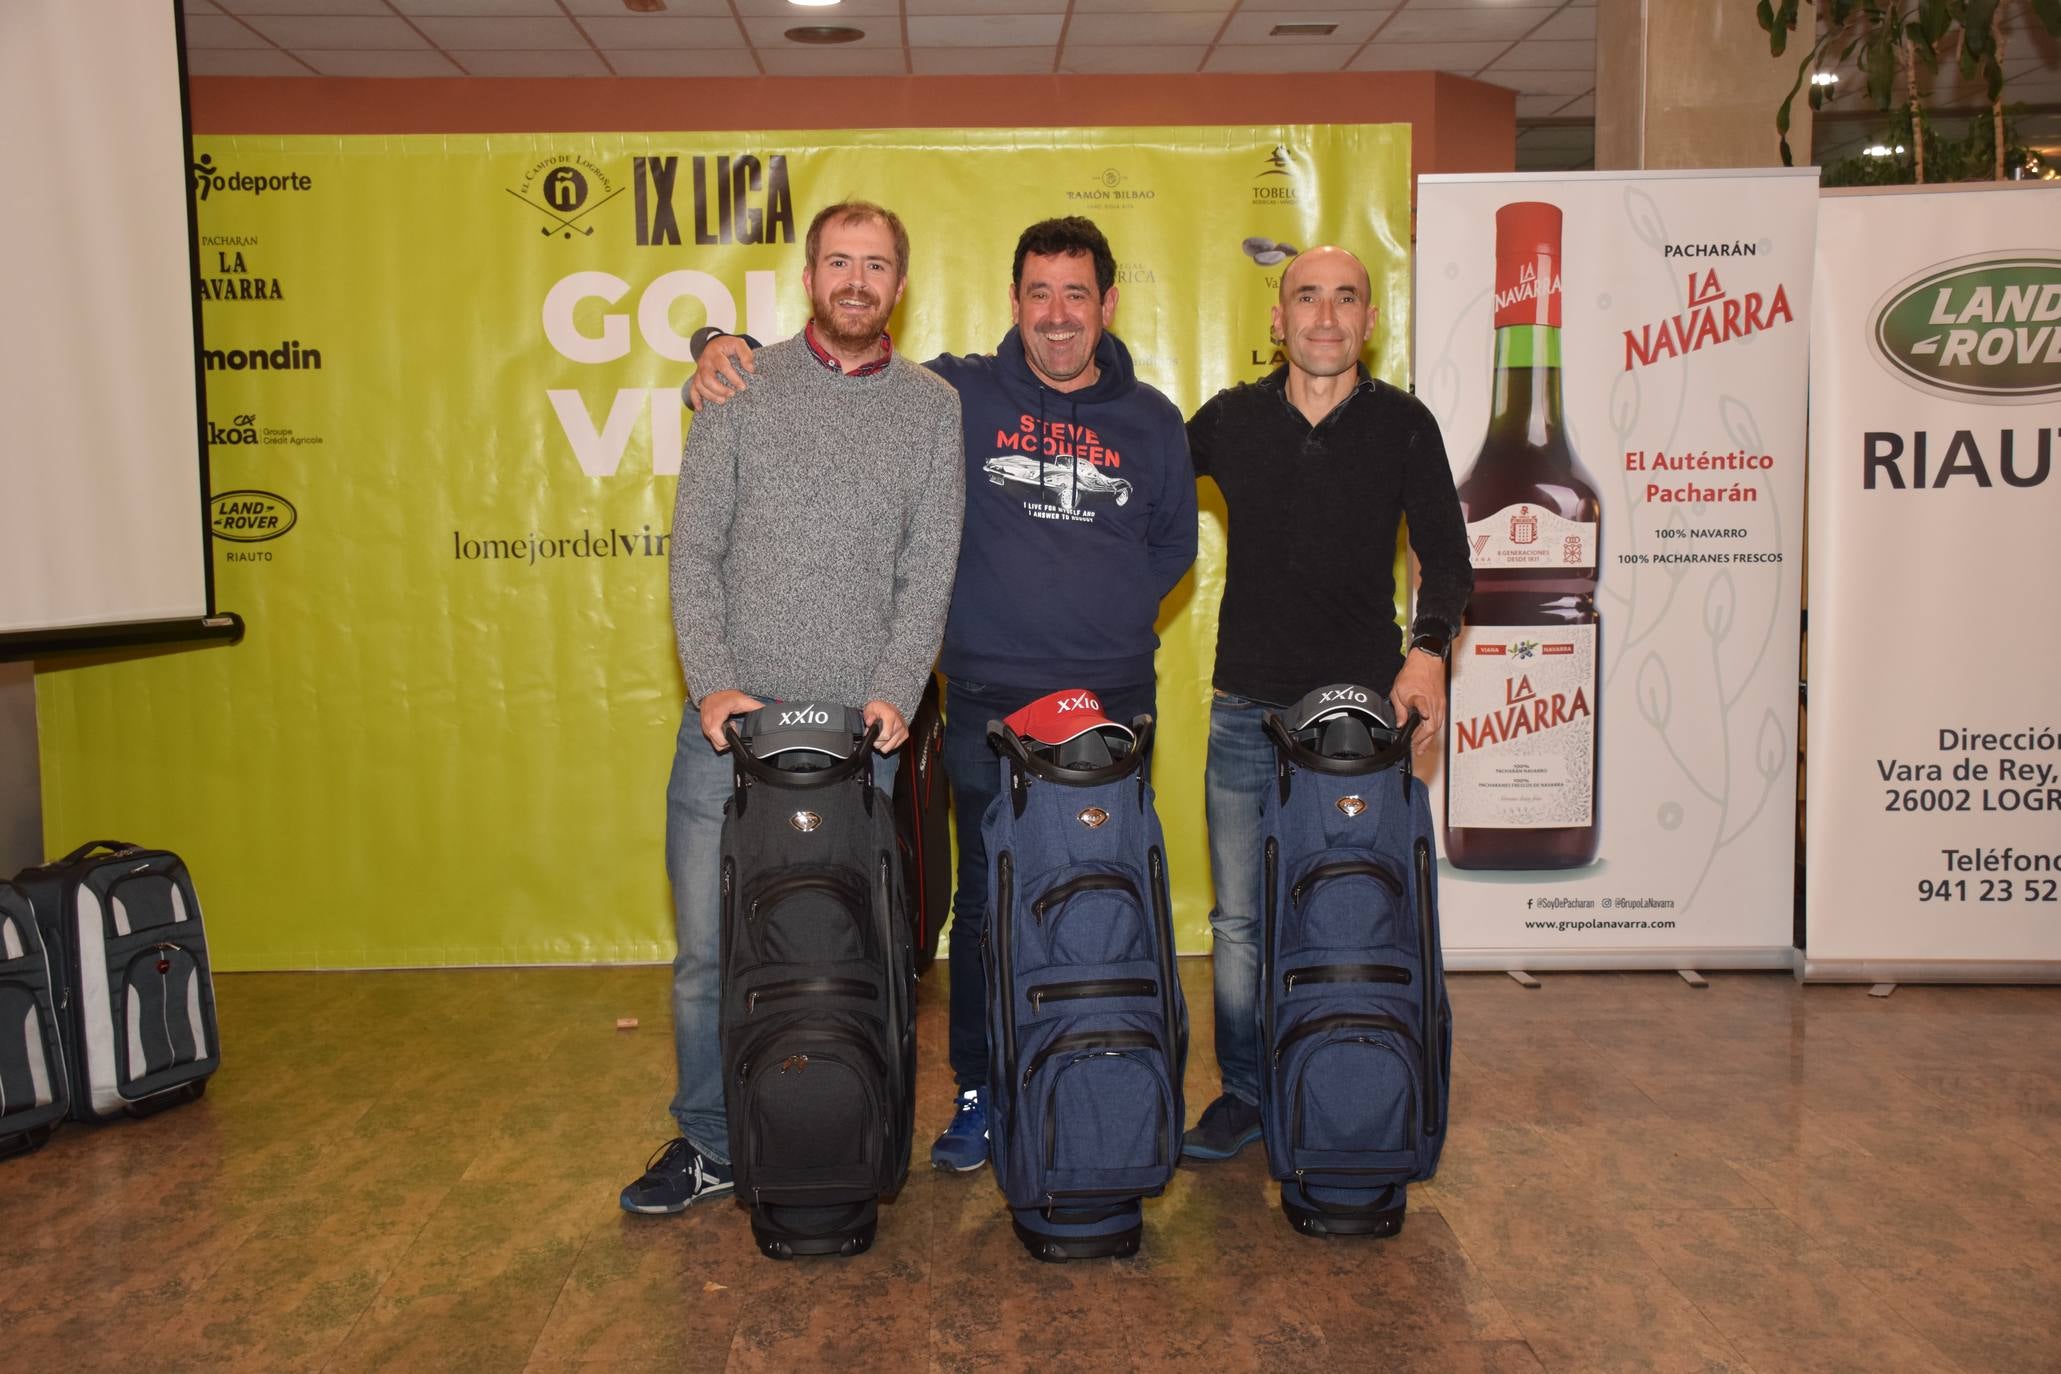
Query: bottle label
1466 503 1596 570
1447 624 1597 828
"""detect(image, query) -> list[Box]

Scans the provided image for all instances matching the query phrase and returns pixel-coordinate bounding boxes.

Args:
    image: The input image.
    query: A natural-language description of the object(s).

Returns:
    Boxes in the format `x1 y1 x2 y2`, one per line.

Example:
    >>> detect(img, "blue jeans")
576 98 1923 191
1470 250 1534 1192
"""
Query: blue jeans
1203 690 1280 1107
940 677 1157 1091
664 700 895 1163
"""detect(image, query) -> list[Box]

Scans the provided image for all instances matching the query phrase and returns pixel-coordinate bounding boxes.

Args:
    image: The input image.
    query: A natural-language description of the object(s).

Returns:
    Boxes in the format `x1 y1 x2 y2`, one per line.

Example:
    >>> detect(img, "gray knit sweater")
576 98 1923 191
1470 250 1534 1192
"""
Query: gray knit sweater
669 336 964 721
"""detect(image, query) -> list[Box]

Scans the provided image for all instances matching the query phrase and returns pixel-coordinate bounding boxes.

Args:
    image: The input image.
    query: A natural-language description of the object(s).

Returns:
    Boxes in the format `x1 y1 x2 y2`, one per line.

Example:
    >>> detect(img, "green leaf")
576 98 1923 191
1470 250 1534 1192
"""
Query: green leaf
1758 0 1776 36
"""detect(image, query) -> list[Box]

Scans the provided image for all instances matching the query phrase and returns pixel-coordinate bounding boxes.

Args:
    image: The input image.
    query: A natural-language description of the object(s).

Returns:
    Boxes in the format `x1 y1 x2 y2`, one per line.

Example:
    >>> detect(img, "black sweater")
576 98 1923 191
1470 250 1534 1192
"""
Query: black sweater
1187 366 1473 705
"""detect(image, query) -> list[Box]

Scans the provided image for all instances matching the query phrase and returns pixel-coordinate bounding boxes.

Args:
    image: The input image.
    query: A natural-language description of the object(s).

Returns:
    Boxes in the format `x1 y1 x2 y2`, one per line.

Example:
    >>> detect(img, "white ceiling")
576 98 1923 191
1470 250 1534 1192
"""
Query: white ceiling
178 0 1598 110
179 0 2061 174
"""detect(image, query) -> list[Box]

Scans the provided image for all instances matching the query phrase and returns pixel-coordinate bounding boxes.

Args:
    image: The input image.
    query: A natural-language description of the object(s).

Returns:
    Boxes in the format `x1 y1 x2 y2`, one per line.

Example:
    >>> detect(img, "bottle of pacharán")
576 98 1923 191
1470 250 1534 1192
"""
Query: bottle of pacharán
1444 201 1602 870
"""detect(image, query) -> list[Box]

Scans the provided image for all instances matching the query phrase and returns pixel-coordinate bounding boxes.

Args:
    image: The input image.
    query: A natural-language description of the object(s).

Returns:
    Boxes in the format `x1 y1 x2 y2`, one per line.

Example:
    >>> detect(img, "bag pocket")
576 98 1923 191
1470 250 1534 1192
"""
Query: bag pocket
1288 856 1409 954
1275 1011 1425 1180
745 867 873 967
1028 868 1150 967
736 1026 888 1199
0 979 62 1128
116 941 213 1088
1029 1028 1174 1195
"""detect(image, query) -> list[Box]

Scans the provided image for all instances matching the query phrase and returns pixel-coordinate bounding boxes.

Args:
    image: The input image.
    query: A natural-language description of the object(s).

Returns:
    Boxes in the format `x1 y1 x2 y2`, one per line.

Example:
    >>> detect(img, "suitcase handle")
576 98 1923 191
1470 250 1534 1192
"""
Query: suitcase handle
56 840 141 864
1263 709 1421 801
723 718 882 791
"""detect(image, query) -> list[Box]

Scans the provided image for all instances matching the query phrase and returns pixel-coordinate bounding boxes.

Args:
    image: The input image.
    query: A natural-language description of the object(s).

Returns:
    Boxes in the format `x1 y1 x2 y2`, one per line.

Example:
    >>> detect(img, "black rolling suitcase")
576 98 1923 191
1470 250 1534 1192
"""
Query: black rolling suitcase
12 842 220 1125
719 704 916 1259
1 879 69 1156
1258 687 1451 1238
982 690 1187 1261
893 674 951 973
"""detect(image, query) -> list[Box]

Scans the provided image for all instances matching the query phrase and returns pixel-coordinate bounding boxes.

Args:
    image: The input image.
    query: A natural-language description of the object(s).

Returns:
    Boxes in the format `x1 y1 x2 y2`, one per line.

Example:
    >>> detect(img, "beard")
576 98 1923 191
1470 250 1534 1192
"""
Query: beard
810 286 892 353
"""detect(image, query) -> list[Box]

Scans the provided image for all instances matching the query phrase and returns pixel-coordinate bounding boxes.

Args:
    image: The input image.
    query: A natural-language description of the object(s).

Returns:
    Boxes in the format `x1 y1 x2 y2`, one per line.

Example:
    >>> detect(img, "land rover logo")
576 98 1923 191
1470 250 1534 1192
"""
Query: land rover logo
1336 795 1367 818
210 489 297 542
1077 806 1109 829
788 810 821 833
1872 254 2061 403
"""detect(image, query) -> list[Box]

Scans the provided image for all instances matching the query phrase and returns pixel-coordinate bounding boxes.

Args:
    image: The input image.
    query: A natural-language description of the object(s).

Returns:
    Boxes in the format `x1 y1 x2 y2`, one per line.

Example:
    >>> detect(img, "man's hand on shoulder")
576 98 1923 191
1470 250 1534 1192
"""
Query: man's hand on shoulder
1389 650 1447 757
863 699 908 753
687 335 757 409
699 689 766 750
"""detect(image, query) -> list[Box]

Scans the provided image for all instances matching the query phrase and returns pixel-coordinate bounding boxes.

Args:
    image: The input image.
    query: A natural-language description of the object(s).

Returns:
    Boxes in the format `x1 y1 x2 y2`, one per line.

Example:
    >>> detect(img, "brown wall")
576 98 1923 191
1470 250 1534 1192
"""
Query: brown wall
189 71 1515 177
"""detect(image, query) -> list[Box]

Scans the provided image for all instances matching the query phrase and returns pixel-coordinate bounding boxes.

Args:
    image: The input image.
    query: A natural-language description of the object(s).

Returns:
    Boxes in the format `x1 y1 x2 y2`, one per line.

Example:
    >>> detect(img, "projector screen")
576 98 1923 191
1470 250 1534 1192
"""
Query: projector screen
0 0 228 656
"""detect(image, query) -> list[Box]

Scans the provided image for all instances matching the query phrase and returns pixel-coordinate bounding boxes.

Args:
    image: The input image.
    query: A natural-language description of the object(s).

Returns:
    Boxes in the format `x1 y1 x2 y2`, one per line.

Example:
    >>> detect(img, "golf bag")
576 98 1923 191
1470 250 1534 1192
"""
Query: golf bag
982 691 1186 1261
893 674 951 972
718 704 916 1259
1258 686 1451 1237
10 842 219 1126
1 879 69 1156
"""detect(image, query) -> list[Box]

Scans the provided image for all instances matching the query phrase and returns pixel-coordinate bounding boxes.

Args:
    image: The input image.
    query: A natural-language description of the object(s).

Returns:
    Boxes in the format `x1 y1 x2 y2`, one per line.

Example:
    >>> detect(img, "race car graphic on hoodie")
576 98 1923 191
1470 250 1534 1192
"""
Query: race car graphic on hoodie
981 452 1134 511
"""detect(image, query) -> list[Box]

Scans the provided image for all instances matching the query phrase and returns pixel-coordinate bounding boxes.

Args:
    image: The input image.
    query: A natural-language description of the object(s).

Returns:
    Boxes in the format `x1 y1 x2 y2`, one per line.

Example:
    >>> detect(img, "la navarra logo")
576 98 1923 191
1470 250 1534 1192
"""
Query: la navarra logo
1623 269 1794 371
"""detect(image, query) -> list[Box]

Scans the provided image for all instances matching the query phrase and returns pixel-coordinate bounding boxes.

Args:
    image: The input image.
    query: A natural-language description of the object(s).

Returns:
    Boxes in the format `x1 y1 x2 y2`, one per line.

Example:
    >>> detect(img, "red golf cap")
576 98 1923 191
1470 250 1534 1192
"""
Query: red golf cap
1004 689 1137 748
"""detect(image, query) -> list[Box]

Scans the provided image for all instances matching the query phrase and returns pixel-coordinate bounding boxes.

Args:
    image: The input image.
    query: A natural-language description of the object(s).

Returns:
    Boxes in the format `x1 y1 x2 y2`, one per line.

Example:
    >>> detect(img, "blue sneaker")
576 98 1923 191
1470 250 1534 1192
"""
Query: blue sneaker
619 1138 734 1214
930 1087 990 1172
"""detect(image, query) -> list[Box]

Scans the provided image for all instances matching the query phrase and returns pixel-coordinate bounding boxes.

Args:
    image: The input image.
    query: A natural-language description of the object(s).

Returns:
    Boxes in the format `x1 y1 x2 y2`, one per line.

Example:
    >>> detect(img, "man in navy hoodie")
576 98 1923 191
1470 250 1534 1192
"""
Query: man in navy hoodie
690 217 1197 1173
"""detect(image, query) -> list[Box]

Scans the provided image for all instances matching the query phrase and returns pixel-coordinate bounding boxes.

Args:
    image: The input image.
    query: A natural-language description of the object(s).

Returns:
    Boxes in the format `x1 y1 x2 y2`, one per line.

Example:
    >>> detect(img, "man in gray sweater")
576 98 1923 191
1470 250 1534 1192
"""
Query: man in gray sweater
621 200 964 1214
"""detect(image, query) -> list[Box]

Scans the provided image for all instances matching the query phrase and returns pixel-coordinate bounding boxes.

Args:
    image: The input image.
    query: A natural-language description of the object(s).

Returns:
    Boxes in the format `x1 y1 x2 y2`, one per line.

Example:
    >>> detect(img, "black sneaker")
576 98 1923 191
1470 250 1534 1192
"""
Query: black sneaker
1181 1093 1263 1161
619 1138 734 1215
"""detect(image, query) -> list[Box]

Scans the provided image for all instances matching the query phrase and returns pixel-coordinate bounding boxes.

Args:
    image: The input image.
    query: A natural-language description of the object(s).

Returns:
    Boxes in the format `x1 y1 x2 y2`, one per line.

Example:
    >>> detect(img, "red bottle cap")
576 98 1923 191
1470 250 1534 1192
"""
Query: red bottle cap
1493 201 1563 329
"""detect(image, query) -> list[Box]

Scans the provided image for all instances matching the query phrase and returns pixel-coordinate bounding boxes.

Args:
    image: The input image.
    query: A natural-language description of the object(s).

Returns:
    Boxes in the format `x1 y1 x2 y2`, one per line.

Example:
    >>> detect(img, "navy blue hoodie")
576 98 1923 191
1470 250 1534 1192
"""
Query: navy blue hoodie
927 328 1197 691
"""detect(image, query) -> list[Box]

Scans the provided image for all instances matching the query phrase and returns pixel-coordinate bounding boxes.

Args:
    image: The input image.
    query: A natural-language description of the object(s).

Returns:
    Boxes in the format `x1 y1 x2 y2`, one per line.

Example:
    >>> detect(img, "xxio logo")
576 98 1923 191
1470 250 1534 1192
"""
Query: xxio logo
1052 692 1101 714
778 706 830 727
1318 687 1368 706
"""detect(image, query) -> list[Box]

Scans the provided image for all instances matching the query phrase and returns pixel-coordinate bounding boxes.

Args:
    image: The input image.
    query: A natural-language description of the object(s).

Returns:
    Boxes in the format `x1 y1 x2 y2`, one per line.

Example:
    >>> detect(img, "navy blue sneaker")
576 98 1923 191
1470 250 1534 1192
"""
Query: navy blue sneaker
1181 1093 1263 1161
619 1138 734 1214
929 1087 990 1172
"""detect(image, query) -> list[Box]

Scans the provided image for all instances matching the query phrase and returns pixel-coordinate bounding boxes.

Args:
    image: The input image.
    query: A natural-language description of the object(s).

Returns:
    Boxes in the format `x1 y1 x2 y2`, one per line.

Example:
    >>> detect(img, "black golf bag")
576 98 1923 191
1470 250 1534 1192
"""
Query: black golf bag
718 704 916 1259
1258 685 1451 1238
982 690 1187 1261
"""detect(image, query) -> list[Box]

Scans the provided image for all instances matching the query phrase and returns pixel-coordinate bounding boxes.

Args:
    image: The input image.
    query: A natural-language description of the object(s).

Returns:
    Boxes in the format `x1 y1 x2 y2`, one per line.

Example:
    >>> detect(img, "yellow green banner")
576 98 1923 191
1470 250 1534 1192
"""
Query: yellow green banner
37 125 1412 968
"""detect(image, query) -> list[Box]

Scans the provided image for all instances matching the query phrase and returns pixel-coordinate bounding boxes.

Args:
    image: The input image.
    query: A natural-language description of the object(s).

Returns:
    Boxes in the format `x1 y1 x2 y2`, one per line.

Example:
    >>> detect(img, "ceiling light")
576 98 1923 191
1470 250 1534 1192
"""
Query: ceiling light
787 0 841 7
785 25 864 43
1270 22 1338 36
621 0 666 12
1810 72 1838 86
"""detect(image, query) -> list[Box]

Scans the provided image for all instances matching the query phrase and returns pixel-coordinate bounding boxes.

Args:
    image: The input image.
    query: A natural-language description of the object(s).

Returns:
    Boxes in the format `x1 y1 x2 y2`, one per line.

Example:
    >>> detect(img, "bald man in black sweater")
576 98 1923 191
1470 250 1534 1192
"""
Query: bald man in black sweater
1181 245 1473 1160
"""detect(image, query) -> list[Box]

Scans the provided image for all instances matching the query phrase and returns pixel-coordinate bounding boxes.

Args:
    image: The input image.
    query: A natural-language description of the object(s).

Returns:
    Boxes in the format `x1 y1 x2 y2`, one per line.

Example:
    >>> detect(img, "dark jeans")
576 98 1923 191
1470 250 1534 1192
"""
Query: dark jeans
940 676 1157 1090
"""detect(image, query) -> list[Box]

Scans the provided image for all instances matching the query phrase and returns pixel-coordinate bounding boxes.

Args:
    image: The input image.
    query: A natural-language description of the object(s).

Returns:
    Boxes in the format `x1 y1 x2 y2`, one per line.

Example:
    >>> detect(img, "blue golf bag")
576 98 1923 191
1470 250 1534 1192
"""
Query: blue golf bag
981 693 1187 1261
1258 684 1451 1237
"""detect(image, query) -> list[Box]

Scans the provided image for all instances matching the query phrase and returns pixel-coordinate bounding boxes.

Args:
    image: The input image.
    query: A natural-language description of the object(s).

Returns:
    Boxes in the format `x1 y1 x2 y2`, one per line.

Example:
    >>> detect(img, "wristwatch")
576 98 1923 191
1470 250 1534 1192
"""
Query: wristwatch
1407 623 1453 661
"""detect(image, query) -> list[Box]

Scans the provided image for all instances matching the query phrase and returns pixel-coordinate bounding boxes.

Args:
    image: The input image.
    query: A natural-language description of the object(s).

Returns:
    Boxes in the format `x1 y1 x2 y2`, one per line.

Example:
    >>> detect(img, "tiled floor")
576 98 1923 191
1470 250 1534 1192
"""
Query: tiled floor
5 963 2059 1372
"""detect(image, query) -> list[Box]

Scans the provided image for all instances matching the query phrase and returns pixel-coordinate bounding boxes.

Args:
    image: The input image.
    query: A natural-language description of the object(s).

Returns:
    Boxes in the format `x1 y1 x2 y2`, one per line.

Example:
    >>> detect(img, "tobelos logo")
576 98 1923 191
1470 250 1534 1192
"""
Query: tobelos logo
211 490 296 542
1872 254 2061 403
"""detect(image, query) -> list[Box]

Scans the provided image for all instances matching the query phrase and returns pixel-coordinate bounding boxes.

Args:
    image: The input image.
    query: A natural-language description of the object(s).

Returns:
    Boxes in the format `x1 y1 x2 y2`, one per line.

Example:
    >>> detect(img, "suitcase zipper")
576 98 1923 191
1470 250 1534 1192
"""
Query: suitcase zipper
746 977 878 1012
1026 978 1157 1009
1414 837 1441 1136
1283 963 1411 991
1272 1011 1411 1065
1292 859 1402 908
1020 1028 1159 1088
1031 873 1140 924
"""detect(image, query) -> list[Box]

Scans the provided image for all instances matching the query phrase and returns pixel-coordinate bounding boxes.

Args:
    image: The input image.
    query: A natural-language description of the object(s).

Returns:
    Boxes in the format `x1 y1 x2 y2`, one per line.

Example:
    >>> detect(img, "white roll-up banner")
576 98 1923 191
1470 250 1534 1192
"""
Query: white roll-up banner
1415 170 1817 971
1803 182 2061 983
